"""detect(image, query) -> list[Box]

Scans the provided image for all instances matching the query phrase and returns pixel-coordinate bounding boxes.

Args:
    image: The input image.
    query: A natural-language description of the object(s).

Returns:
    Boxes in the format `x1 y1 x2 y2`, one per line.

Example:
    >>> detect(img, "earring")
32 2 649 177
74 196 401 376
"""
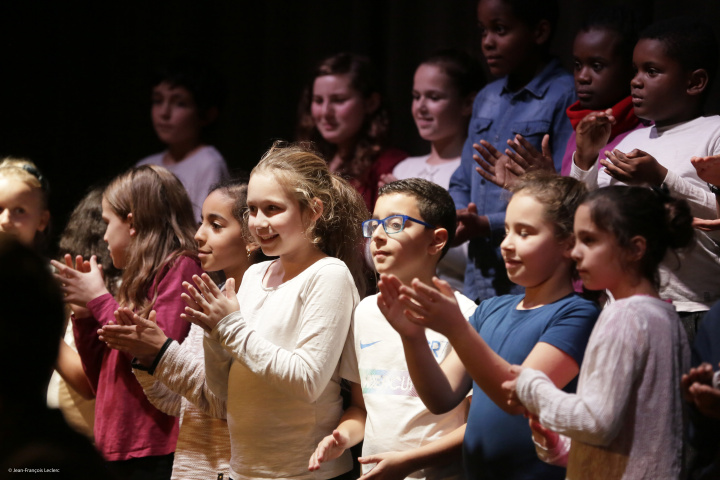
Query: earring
246 247 252 259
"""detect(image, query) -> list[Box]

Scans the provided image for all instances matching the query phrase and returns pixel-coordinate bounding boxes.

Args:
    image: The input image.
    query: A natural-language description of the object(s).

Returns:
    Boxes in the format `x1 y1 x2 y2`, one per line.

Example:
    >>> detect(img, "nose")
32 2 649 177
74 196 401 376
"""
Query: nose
194 224 206 244
481 31 496 52
570 243 581 262
500 232 512 252
371 222 387 242
0 209 10 227
630 71 642 89
576 66 591 84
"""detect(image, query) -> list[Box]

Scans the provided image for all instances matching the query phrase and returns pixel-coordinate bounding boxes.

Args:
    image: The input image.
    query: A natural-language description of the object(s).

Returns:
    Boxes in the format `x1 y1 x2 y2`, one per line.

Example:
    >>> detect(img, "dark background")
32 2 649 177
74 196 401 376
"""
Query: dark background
1 0 718 250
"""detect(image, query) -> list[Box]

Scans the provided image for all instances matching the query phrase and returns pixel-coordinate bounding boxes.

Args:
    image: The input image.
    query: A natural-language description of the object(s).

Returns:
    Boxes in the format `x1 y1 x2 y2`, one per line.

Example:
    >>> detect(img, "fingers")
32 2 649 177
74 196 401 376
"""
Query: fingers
475 166 501 187
541 134 552 160
183 281 209 310
225 278 236 297
473 153 496 175
467 203 478 215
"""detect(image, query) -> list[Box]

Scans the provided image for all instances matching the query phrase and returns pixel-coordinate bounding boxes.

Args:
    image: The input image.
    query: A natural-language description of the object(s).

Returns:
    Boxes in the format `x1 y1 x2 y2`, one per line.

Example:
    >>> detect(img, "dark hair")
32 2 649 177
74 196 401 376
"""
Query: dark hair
58 186 121 295
208 176 270 265
296 53 390 179
498 0 559 43
151 57 226 117
639 17 719 88
581 186 694 288
420 49 486 98
0 234 65 401
378 178 457 258
580 6 645 65
509 171 588 240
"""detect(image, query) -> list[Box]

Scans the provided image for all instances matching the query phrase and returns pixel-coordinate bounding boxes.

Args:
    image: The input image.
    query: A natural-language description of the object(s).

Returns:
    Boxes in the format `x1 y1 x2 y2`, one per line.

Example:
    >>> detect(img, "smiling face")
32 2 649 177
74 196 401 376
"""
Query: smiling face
370 193 440 284
311 74 368 150
477 0 538 78
500 193 571 289
630 38 694 126
573 28 633 110
246 171 313 261
412 63 471 143
0 176 49 247
151 82 204 149
195 190 248 277
571 204 626 293
101 197 134 269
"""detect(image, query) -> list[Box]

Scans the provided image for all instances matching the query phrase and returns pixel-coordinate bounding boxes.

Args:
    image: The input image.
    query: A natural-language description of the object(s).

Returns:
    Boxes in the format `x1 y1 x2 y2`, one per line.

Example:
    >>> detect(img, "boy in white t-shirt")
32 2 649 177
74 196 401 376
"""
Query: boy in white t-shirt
308 178 475 480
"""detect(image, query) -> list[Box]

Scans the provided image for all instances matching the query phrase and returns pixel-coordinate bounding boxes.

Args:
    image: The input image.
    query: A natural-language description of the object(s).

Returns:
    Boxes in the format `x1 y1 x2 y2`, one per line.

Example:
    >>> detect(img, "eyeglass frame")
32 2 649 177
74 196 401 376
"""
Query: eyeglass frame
361 214 436 238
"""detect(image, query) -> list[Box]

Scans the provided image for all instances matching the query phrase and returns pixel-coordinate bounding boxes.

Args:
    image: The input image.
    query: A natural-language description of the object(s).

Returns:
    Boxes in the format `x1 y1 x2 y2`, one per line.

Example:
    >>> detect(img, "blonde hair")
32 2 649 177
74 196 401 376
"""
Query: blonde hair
250 142 369 294
104 165 197 316
0 157 51 249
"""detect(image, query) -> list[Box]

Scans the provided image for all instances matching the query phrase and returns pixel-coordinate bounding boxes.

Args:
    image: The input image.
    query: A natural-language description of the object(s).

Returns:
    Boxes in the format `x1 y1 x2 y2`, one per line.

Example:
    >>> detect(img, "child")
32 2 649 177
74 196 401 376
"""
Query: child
181 143 369 480
505 186 693 479
296 52 407 210
387 49 484 291
51 165 201 480
0 158 50 250
380 172 599 479
97 179 262 480
137 58 229 221
449 0 575 302
569 18 720 338
308 178 477 479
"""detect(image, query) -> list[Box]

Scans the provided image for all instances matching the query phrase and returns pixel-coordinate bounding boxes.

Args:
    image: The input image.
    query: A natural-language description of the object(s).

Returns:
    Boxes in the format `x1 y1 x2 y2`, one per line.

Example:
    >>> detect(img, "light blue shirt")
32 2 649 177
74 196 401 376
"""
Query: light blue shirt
450 58 575 301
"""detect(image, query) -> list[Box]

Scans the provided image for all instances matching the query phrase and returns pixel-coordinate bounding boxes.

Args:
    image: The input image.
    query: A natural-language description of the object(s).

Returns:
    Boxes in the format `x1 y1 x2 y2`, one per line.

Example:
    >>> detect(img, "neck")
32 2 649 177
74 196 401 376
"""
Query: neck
165 141 203 164
224 264 250 293
278 247 327 283
609 274 658 300
653 107 702 129
397 268 437 290
427 133 465 164
506 55 548 92
519 267 574 310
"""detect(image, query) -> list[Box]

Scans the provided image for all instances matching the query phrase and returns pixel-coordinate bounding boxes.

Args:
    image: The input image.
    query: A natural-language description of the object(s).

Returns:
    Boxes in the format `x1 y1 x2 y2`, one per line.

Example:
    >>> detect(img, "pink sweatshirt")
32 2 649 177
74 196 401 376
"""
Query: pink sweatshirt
73 255 199 461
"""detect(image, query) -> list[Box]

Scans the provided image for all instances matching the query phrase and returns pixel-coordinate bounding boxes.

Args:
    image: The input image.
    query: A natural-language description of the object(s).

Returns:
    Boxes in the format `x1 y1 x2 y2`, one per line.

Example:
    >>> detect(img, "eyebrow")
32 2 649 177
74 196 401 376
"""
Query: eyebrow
205 213 226 222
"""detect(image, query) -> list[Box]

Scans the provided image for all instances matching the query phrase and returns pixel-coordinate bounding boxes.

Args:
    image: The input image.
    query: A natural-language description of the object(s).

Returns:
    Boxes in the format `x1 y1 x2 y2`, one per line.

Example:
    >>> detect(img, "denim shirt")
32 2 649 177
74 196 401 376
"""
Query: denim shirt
449 58 575 301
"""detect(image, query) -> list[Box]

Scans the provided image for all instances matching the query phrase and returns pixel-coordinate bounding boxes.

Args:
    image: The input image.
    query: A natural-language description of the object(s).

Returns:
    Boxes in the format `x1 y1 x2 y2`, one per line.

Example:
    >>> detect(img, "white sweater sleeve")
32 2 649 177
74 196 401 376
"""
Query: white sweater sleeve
134 365 182 417
568 152 600 190
203 332 232 402
516 306 648 447
663 169 717 219
210 264 356 403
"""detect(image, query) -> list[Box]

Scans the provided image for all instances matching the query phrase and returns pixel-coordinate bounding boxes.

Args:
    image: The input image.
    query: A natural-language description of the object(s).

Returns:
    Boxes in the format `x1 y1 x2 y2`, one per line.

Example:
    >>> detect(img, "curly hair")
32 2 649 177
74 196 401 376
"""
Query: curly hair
104 165 197 316
58 186 121 295
249 141 369 294
296 53 390 181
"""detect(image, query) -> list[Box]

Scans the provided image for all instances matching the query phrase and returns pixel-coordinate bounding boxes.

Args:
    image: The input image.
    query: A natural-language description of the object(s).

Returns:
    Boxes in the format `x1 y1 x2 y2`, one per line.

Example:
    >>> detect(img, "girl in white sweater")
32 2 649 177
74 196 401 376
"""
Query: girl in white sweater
182 142 369 480
503 186 693 479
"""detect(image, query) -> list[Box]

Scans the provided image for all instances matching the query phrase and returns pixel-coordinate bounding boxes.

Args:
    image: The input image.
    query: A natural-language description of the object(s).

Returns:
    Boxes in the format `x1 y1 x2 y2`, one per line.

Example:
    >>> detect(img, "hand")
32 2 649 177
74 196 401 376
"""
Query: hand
601 148 668 186
377 274 425 341
454 203 489 246
681 363 715 402
358 451 413 480
693 217 720 232
501 364 526 410
51 254 109 311
691 155 720 186
378 173 398 189
395 277 468 339
528 414 559 450
575 109 615 170
98 308 168 366
473 140 521 190
506 134 555 173
180 275 239 332
308 430 350 472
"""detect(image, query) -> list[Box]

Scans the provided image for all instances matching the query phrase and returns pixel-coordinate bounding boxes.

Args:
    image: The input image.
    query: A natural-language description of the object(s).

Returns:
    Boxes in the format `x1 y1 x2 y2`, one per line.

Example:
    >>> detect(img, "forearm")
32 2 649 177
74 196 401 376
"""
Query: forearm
663 169 717 219
55 340 95 400
396 423 466 474
334 405 367 449
134 370 183 417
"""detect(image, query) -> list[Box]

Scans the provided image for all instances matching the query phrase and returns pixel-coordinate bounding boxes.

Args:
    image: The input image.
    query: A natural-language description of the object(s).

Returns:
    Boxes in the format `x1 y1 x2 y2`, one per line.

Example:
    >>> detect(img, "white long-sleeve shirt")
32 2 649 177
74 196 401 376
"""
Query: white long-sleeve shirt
516 295 689 480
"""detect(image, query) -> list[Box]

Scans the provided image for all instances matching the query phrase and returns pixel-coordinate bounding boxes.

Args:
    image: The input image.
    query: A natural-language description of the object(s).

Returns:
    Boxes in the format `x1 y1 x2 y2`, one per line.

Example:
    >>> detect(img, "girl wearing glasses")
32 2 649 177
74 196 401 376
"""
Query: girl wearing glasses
179 142 368 480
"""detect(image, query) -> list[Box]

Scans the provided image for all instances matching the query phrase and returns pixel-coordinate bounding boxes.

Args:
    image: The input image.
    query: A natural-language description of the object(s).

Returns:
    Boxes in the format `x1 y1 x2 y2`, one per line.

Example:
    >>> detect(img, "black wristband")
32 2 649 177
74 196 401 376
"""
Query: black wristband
131 338 174 375
708 183 720 195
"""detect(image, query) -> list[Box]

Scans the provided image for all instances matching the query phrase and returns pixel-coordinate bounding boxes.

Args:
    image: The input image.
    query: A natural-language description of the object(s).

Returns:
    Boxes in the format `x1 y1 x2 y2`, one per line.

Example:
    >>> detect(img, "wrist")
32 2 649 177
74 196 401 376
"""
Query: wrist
574 147 597 171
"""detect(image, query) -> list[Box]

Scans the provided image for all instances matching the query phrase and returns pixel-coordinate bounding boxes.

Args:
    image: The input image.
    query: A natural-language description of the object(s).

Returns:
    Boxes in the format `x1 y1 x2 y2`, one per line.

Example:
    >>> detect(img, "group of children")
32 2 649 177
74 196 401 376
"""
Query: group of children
2 0 720 479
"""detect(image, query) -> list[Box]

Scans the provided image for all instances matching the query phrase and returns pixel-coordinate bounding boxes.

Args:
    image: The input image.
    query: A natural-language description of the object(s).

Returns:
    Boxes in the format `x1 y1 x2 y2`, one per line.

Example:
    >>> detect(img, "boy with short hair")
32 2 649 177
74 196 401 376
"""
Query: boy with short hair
570 17 720 337
137 58 229 221
309 178 475 479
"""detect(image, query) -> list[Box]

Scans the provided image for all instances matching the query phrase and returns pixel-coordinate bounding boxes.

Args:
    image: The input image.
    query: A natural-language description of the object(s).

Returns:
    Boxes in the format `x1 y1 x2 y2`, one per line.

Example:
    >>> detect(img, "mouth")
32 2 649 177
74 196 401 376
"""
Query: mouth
631 94 643 105
256 233 278 244
484 55 502 64
576 90 593 99
504 258 522 269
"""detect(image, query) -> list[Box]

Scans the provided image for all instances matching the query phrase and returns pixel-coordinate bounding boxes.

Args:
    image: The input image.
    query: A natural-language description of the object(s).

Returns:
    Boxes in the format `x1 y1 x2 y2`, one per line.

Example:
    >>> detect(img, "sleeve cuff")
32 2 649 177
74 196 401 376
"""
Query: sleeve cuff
131 338 174 375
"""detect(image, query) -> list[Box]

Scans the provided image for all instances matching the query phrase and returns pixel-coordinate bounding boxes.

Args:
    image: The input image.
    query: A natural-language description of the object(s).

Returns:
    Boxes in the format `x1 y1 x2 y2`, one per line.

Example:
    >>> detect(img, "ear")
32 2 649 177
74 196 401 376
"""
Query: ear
202 106 219 127
126 212 137 237
364 92 381 115
533 19 552 46
246 243 261 254
627 235 647 263
560 234 575 259
428 227 449 257
37 209 50 233
309 198 324 223
687 69 709 97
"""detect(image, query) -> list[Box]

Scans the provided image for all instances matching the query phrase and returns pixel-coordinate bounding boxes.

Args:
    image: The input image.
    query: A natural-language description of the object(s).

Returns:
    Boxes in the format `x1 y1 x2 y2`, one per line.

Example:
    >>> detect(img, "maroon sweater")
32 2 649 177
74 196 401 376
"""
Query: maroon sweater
73 255 200 461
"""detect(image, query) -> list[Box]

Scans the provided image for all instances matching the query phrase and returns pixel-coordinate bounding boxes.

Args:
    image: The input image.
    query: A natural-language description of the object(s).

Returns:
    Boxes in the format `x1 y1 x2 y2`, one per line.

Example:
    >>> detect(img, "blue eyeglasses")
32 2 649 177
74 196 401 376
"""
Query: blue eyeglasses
362 214 435 238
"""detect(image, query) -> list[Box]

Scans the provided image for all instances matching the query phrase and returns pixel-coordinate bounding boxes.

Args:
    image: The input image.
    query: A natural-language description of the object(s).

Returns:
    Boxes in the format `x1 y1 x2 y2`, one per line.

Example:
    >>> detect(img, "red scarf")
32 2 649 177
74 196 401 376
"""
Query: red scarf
566 95 640 141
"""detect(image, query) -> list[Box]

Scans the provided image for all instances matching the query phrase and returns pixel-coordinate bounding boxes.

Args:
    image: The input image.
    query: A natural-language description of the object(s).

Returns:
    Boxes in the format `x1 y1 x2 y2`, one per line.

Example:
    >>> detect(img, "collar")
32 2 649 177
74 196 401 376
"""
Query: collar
500 58 563 99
